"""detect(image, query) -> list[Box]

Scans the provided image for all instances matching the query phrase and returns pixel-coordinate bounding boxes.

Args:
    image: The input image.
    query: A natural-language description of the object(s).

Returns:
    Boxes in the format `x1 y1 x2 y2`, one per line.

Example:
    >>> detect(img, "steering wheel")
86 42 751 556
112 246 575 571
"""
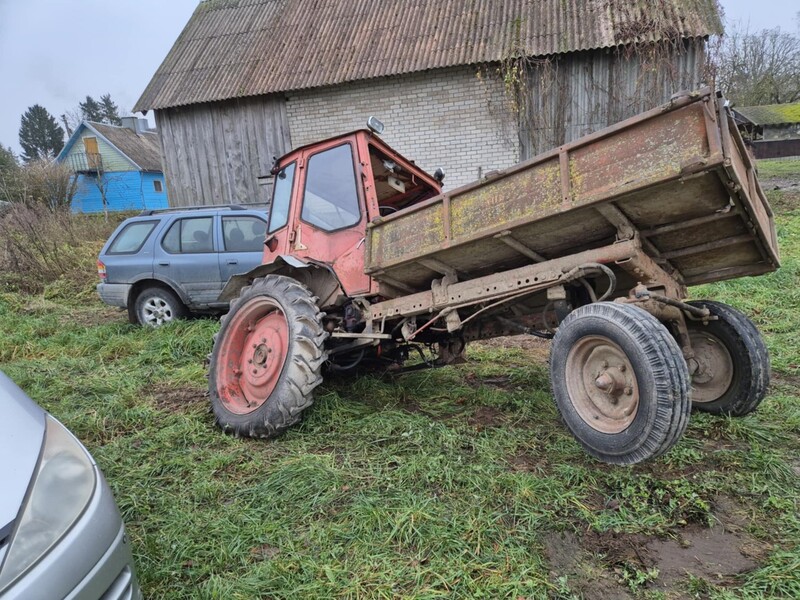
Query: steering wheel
379 205 399 217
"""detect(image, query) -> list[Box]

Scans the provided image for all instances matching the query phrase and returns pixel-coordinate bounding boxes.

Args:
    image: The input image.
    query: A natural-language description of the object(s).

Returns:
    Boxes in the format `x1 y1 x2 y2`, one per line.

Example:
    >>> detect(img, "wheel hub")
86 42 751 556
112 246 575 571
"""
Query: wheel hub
566 336 639 434
688 331 734 403
214 297 289 414
144 298 172 325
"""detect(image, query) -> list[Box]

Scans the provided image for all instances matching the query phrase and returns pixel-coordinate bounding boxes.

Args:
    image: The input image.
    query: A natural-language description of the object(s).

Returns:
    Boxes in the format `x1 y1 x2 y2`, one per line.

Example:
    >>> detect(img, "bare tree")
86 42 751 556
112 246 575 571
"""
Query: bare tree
716 23 800 106
20 160 79 210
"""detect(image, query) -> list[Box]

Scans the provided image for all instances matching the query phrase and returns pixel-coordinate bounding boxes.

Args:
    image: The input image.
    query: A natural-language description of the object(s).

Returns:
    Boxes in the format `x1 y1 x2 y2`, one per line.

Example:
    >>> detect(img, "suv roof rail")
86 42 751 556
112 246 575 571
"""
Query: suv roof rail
138 203 267 216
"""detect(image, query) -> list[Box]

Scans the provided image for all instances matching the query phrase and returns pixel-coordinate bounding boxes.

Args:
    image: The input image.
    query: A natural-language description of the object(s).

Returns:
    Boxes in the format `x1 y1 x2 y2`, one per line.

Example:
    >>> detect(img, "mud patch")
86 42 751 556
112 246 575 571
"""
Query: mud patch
467 406 508 429
646 524 760 591
464 372 515 390
543 531 635 599
145 382 207 413
543 495 766 597
507 452 548 474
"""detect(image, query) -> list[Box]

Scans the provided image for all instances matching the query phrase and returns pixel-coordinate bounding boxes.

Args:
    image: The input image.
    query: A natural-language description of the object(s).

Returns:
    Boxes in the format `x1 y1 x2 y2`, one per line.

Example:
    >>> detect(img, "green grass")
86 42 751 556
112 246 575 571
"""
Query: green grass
757 158 800 181
0 191 798 598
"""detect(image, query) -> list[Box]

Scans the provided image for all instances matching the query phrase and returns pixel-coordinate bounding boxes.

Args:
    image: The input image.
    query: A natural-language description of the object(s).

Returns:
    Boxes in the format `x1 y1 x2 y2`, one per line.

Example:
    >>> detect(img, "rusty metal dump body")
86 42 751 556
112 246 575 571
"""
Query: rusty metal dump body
366 89 779 294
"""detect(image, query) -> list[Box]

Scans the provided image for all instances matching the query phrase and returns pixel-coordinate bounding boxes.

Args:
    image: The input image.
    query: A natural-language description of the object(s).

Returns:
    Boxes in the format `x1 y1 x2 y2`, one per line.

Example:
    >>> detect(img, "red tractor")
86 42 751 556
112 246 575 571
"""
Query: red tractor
209 90 778 464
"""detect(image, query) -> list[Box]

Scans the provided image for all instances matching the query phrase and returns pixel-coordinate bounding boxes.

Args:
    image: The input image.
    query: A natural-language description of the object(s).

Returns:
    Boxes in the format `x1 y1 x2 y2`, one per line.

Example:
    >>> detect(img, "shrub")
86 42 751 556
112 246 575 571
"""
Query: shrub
0 203 122 297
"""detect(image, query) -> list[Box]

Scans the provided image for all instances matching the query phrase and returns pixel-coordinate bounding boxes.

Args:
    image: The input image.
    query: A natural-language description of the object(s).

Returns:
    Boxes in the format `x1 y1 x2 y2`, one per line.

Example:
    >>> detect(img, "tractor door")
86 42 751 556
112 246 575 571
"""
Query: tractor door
285 136 371 295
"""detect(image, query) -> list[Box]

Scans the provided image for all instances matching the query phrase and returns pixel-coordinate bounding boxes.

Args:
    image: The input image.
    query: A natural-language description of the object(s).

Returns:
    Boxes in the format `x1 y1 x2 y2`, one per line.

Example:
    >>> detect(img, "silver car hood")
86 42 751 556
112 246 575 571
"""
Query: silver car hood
0 372 46 547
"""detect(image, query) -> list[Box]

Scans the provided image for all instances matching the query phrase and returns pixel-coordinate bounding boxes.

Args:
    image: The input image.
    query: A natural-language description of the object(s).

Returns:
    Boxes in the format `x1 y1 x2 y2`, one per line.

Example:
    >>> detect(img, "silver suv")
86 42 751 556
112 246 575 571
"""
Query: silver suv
97 205 267 326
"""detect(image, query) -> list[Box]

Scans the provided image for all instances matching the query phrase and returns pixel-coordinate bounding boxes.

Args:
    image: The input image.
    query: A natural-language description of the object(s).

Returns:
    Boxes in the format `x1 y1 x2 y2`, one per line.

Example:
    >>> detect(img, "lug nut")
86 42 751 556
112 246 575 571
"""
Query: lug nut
619 364 627 372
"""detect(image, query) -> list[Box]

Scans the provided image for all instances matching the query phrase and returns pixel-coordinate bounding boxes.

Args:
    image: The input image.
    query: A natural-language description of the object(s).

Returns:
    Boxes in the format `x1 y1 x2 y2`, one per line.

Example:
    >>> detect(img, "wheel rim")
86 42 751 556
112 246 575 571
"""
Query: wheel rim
565 335 640 434
215 296 289 415
689 330 734 403
143 296 174 326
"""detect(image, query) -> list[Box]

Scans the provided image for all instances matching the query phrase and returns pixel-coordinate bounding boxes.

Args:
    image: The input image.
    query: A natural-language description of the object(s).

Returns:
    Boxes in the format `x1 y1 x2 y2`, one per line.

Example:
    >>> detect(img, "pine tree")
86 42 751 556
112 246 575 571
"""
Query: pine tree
18 105 65 163
0 145 21 202
0 145 18 174
100 94 122 125
79 95 104 122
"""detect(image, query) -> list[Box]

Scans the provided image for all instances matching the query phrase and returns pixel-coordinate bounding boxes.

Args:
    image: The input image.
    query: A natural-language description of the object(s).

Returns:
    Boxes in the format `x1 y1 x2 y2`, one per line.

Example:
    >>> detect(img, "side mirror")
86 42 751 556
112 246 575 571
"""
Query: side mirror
433 167 446 184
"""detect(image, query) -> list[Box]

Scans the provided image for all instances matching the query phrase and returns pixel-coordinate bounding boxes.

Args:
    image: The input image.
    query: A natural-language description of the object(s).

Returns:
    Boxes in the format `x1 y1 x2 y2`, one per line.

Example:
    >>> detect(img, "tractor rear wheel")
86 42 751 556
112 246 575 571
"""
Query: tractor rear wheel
550 302 691 465
209 275 327 438
686 300 769 416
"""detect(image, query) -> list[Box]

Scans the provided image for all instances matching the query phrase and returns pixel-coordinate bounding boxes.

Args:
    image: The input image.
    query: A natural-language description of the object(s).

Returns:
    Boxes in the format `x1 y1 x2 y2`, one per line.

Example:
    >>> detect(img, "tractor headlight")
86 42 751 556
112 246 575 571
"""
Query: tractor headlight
0 416 96 591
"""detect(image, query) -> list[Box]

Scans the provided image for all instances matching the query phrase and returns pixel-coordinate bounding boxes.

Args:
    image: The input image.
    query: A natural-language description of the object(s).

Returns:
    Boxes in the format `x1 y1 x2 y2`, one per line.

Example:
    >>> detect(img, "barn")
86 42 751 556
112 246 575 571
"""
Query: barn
134 0 722 207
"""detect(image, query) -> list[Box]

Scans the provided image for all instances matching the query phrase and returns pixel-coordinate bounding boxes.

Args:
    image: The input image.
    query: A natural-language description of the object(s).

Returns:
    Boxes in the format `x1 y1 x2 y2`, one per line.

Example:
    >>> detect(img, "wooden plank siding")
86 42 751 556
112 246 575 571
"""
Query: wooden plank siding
521 40 707 158
155 95 290 208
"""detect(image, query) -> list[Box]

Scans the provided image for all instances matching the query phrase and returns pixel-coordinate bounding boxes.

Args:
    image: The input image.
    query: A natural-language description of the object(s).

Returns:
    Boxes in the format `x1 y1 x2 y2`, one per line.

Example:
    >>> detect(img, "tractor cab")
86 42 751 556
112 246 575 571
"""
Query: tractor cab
264 129 442 295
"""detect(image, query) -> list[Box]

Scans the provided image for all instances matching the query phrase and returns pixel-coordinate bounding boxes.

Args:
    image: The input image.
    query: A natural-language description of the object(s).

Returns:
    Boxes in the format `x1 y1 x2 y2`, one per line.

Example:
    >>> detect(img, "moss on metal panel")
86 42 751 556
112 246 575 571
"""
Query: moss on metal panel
368 204 446 267
570 107 708 205
449 161 562 240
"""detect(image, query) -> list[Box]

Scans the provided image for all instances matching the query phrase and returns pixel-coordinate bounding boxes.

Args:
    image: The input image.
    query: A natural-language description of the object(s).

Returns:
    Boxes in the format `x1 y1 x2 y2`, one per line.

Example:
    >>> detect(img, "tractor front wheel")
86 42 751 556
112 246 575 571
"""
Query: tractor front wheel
209 276 327 438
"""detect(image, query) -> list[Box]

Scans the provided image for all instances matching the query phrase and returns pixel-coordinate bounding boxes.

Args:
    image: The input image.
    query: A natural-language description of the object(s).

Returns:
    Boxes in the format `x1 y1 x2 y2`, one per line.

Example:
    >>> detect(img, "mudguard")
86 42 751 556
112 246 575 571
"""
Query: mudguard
218 255 342 305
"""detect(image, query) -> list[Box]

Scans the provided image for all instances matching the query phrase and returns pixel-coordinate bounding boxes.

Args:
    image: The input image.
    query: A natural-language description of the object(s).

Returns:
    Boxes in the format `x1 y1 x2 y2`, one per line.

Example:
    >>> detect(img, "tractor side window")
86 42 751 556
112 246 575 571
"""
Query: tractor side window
301 144 360 232
268 162 296 233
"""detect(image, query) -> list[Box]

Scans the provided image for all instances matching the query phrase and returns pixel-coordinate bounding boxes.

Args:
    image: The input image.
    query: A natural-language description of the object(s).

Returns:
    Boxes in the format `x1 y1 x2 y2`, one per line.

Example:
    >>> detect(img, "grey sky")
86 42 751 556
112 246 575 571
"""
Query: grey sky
0 0 798 155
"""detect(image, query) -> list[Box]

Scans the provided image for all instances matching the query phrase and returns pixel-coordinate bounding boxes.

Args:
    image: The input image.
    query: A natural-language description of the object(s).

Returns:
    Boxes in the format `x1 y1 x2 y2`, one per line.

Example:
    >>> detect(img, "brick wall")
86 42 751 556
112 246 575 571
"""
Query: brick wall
286 66 520 190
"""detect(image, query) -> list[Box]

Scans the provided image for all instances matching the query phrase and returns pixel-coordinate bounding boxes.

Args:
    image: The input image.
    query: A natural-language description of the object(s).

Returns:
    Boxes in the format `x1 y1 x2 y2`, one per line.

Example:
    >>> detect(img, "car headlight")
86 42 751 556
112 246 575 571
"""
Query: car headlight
0 415 96 591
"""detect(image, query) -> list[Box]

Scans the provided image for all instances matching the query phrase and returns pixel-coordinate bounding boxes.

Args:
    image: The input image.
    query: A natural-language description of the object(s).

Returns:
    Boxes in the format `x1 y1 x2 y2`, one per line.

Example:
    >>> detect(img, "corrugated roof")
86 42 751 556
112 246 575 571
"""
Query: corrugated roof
135 0 722 112
91 123 163 171
735 103 800 126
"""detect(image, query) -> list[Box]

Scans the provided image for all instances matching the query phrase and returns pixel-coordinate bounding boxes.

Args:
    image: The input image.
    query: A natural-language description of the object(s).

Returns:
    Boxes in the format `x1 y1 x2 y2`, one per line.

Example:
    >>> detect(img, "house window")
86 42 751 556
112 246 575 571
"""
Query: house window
153 180 163 193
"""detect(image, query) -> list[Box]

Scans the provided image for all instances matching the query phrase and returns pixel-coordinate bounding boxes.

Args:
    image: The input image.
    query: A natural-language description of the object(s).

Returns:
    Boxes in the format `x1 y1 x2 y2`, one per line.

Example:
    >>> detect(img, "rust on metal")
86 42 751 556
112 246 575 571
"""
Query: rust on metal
494 231 547 262
365 89 778 294
369 240 642 321
565 336 640 434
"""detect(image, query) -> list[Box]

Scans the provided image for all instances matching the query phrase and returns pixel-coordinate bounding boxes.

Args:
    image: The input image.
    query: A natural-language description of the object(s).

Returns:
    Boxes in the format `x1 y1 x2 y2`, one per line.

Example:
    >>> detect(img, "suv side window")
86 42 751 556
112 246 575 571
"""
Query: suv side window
107 220 158 254
222 216 266 252
301 144 360 232
161 217 214 254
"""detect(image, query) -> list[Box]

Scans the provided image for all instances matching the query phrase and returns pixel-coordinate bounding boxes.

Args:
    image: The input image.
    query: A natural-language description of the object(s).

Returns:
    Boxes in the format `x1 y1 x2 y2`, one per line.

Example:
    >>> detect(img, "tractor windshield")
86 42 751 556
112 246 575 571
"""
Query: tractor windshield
300 144 361 232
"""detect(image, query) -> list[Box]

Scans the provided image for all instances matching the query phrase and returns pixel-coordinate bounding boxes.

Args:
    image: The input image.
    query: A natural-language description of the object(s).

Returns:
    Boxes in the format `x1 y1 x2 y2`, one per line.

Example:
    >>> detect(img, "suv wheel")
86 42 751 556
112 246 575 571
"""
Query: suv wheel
134 287 188 326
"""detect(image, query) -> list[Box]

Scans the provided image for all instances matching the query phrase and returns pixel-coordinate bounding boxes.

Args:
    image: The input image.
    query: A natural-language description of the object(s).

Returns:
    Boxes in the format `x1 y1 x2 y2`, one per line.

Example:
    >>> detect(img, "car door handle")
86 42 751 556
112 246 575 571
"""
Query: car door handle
158 261 170 266
226 259 239 265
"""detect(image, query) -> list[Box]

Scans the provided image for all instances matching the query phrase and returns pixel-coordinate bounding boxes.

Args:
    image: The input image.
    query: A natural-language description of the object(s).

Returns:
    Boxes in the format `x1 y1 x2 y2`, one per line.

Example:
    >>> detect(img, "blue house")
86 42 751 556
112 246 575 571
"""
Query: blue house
57 118 168 213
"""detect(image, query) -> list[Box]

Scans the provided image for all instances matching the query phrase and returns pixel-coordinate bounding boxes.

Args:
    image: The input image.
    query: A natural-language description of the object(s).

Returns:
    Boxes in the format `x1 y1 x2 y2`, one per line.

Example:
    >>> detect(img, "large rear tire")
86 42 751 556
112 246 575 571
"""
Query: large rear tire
686 300 769 416
550 302 691 465
209 276 327 438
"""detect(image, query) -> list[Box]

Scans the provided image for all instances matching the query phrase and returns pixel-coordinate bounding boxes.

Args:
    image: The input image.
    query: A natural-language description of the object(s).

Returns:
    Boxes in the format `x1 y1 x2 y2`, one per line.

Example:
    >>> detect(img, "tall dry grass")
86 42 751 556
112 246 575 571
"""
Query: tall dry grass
0 203 124 298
